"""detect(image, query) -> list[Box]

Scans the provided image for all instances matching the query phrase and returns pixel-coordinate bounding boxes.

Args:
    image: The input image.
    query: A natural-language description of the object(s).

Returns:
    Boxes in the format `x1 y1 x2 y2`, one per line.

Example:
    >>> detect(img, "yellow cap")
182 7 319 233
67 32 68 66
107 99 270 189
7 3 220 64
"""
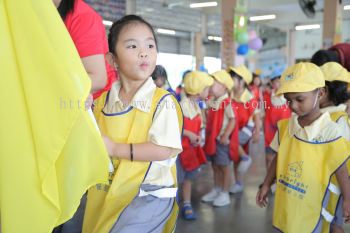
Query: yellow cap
254 69 262 75
183 71 214 95
320 62 350 83
228 65 253 84
211 70 234 90
276 62 325 96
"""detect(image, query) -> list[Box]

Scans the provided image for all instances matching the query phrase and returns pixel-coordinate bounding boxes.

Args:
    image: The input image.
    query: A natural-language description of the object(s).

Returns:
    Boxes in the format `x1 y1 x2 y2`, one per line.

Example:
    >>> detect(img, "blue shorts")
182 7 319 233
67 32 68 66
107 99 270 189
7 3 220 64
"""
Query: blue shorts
265 146 277 155
176 158 200 183
206 140 231 166
110 184 174 233
239 125 254 146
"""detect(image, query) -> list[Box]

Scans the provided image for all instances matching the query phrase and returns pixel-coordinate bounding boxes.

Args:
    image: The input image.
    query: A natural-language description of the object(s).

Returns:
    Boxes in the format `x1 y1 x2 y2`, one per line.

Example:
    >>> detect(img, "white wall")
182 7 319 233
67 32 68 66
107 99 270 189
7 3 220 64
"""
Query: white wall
295 27 323 60
286 19 350 60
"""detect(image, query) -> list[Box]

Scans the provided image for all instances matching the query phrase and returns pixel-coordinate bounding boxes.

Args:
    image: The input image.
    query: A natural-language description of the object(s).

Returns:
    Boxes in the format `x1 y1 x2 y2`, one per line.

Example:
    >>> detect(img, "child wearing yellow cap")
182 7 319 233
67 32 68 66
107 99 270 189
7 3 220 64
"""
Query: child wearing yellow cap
320 62 350 140
256 62 350 233
227 65 261 194
178 71 214 220
319 62 350 232
202 70 236 207
262 74 291 181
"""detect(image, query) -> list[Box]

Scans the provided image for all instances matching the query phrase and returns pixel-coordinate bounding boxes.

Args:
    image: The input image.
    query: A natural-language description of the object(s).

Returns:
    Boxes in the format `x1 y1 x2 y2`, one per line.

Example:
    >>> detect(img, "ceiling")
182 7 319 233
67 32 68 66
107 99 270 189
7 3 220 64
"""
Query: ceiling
154 0 350 31
88 0 350 53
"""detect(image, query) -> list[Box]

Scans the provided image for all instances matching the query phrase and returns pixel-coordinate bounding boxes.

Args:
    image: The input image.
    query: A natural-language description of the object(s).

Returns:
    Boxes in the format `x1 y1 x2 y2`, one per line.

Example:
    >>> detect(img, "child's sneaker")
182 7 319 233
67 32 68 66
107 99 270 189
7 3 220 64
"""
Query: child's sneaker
213 192 230 207
201 188 220 202
237 155 252 173
229 183 244 194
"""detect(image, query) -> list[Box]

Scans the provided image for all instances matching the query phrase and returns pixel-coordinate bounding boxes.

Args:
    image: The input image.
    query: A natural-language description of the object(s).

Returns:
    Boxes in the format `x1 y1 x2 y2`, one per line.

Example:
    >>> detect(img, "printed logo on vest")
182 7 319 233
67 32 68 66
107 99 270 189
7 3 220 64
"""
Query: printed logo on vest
278 161 309 200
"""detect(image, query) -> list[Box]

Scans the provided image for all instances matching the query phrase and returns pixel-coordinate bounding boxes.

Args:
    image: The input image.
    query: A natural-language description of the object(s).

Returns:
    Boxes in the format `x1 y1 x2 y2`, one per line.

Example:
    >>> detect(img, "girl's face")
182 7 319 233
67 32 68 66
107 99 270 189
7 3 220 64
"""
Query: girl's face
210 81 226 98
253 76 261 86
232 77 245 93
271 78 281 91
199 87 210 100
113 23 157 81
284 89 324 117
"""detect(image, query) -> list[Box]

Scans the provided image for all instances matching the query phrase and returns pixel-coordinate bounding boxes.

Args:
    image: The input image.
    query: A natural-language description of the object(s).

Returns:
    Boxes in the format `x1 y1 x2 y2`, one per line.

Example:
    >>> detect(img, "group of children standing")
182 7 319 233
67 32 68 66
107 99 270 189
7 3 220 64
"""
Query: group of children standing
67 12 350 233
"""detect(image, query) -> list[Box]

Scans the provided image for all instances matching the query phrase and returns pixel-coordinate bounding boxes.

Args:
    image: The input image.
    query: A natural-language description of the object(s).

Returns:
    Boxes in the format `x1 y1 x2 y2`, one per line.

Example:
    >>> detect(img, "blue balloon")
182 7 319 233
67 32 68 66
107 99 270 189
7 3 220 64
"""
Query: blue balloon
237 44 249 55
199 64 208 72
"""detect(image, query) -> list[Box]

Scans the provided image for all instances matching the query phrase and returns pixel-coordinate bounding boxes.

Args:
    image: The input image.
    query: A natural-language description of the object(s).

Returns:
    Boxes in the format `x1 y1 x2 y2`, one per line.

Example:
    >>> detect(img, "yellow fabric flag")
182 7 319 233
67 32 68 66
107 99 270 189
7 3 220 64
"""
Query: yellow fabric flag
0 0 110 232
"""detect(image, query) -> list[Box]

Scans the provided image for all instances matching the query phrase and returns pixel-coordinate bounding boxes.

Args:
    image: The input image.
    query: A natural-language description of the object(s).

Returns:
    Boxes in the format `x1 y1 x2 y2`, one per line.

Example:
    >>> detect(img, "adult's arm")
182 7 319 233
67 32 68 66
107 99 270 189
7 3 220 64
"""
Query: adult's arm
81 54 107 92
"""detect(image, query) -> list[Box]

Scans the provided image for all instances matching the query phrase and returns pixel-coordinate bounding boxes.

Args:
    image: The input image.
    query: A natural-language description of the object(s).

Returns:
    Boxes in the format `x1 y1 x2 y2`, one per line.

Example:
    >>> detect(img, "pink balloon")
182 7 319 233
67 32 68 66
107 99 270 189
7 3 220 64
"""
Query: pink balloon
248 37 263 50
248 30 257 40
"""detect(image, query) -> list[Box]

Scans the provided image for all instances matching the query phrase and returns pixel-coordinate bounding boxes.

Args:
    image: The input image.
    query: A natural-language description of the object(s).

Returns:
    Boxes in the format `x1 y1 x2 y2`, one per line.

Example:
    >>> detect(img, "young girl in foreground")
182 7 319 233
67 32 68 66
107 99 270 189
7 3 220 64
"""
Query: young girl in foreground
83 15 183 233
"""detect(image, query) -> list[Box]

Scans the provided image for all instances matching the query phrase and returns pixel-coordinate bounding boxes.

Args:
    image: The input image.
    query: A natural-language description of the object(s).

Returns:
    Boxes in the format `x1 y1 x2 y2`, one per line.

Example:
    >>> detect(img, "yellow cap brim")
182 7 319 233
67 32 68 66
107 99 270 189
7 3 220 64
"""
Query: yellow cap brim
276 83 324 96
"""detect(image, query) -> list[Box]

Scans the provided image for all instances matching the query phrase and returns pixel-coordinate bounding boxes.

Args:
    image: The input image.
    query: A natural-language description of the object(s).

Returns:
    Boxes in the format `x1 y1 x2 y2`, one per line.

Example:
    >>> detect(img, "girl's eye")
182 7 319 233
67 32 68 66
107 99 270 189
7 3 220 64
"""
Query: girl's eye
127 44 137 49
148 44 155 49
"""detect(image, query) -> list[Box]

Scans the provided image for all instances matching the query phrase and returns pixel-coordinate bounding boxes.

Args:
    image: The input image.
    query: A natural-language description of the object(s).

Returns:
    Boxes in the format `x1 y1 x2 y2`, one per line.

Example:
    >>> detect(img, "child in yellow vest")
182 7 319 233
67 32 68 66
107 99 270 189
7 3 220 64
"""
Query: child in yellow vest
256 62 350 233
320 62 350 140
178 71 214 220
202 70 235 207
82 15 183 233
319 62 350 233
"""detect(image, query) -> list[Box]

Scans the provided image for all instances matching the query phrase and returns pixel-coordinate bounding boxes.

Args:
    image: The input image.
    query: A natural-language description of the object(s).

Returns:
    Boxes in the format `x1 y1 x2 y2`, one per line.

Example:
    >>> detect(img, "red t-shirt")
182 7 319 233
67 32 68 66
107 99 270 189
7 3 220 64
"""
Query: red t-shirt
330 43 350 72
64 0 116 99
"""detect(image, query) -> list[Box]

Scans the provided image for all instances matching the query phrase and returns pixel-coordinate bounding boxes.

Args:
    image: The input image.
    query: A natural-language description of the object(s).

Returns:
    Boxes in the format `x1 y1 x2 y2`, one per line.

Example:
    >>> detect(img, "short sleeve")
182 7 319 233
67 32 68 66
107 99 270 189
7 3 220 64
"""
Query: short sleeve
65 11 106 58
269 132 279 153
224 104 235 119
148 95 183 158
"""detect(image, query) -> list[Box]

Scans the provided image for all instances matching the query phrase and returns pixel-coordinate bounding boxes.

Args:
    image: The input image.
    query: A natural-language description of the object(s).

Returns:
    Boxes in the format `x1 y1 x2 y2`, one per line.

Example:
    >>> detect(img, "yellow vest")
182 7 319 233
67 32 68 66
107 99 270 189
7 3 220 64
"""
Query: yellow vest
273 119 350 233
324 111 350 227
330 111 348 123
83 88 183 233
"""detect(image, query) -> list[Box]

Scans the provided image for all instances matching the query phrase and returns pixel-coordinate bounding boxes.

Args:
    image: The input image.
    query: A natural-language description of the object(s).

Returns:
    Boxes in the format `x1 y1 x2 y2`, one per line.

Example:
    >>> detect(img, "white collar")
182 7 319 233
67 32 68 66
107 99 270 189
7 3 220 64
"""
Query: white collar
108 77 156 113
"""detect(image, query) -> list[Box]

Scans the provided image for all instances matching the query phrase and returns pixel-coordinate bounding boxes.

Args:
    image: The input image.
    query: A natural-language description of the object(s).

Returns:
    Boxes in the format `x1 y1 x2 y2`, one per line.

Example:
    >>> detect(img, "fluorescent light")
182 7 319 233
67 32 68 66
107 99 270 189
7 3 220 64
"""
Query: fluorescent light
190 2 217 8
103 20 113 26
295 24 320 30
208 36 222 42
157 28 176 35
239 16 245 27
344 5 350 10
249 14 276 21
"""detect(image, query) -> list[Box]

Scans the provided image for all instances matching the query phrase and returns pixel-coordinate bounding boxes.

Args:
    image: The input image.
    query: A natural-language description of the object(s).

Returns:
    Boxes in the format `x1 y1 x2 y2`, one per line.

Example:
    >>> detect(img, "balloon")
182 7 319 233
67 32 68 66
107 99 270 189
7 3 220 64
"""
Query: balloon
248 30 257 40
247 49 256 56
237 44 249 55
236 32 249 44
199 64 208 72
248 37 263 50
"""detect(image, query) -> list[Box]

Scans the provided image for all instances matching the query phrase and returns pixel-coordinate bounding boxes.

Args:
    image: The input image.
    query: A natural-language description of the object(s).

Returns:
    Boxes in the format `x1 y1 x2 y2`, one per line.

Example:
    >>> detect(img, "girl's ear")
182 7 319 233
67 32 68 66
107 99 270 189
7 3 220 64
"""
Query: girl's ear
318 87 326 100
106 52 118 70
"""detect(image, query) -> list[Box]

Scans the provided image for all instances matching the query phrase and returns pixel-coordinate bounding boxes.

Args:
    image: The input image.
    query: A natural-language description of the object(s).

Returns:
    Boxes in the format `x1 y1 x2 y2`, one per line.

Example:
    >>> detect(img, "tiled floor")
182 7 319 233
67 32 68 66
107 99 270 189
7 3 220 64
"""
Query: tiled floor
175 134 350 233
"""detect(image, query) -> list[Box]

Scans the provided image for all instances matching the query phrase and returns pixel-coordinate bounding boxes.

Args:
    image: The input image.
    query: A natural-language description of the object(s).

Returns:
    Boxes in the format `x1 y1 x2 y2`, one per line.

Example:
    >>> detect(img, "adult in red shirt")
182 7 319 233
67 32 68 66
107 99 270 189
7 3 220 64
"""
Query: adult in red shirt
53 0 116 99
52 1 115 232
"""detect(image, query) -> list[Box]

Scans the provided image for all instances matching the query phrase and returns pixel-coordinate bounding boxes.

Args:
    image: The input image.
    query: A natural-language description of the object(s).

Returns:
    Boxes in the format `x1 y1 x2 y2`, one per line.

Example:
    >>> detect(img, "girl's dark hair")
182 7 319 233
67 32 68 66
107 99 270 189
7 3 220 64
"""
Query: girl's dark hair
325 81 350 105
311 50 340 66
228 70 248 88
57 0 75 20
108 15 158 54
270 75 281 82
151 65 168 80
